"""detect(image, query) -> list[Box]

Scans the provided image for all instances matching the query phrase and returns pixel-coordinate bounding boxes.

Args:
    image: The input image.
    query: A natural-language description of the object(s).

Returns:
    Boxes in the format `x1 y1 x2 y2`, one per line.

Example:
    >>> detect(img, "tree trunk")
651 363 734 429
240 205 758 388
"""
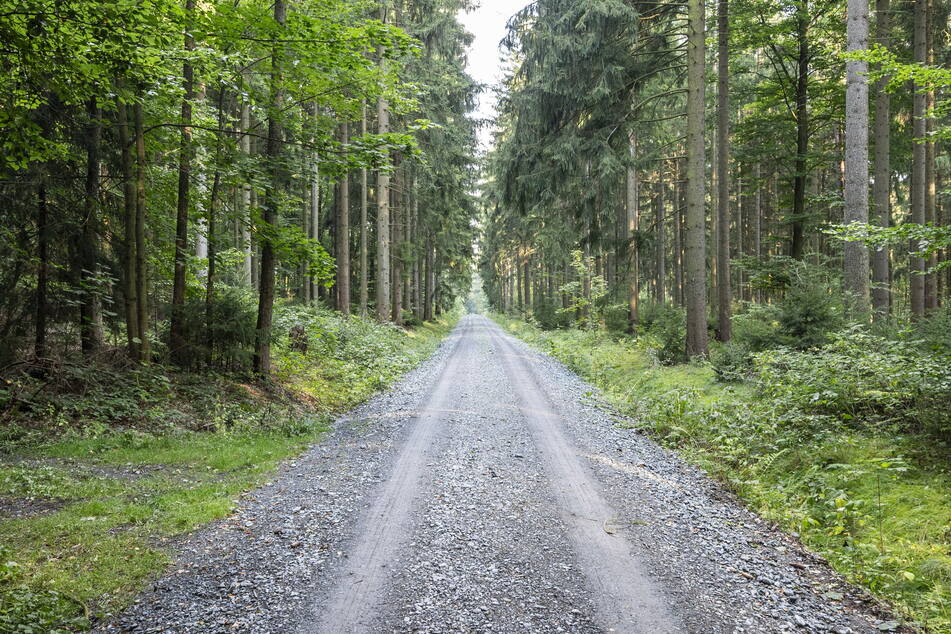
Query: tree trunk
654 179 666 305
716 0 732 340
674 160 685 307
336 121 351 315
790 2 809 260
685 0 709 357
170 0 196 365
910 0 927 318
80 98 104 357
844 0 871 319
924 0 937 311
412 172 422 319
424 237 434 321
871 0 891 320
359 103 369 316
34 178 48 359
134 104 150 361
118 99 140 360
253 0 286 374
626 131 640 327
240 92 253 288
392 164 404 324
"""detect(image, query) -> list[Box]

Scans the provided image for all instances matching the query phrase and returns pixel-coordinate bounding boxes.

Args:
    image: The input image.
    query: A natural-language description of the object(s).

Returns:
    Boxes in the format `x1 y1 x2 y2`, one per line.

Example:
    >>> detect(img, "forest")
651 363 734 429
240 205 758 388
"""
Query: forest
0 0 949 631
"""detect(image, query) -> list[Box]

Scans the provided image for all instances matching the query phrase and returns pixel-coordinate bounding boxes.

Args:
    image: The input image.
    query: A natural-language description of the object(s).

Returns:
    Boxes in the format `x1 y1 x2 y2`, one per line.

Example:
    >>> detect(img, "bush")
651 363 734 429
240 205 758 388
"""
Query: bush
753 331 951 439
402 310 424 328
640 303 686 365
915 305 951 355
161 287 258 370
778 282 842 349
533 297 571 330
603 303 631 333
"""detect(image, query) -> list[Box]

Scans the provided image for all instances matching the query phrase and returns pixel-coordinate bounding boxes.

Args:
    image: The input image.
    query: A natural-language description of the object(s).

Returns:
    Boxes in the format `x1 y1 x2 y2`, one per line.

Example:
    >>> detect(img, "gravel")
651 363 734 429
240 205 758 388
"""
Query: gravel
99 315 897 633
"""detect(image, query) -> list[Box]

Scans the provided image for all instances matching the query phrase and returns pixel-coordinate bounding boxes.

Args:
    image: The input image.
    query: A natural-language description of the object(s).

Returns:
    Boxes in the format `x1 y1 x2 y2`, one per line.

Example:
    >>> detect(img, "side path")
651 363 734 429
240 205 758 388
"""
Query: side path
103 315 894 633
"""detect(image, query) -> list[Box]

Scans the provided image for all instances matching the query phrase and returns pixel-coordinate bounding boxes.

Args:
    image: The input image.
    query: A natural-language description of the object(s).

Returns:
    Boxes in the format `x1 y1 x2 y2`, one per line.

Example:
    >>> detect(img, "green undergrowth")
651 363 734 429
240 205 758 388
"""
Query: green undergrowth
493 313 951 632
0 307 457 632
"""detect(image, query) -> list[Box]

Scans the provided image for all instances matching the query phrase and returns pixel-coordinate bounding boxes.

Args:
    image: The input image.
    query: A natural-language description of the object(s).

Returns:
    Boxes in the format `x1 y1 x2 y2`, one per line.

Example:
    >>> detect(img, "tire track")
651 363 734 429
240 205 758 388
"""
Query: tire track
485 316 683 633
307 319 477 634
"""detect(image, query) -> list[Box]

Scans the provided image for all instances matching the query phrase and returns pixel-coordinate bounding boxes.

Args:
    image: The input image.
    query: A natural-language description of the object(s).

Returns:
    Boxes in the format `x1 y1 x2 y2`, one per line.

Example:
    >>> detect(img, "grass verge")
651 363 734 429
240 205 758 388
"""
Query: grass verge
492 313 951 632
0 309 457 632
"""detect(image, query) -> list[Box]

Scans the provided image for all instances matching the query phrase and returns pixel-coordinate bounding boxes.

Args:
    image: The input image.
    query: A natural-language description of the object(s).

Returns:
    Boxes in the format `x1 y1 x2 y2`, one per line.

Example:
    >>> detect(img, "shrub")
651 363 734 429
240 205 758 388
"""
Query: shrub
603 303 631 333
533 297 571 330
778 282 842 350
161 287 258 370
914 305 951 356
641 303 686 365
753 331 951 439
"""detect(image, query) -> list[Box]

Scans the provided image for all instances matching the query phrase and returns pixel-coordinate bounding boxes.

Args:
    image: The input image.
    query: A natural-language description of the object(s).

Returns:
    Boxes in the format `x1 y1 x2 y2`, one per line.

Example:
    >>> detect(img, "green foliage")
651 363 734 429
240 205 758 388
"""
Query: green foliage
754 332 951 439
602 304 631 334
638 301 687 365
827 223 951 273
532 297 572 330
273 304 456 410
558 250 607 329
0 550 89 634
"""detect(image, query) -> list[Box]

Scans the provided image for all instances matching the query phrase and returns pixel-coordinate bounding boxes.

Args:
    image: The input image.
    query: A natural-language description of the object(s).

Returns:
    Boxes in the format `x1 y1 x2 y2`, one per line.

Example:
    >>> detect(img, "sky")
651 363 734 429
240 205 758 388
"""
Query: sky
457 0 530 152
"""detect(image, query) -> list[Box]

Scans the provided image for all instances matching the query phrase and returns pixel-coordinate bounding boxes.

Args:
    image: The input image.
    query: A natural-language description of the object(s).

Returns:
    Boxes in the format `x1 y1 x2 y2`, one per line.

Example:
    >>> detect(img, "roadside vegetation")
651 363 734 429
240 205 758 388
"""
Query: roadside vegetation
492 304 951 632
0 303 457 632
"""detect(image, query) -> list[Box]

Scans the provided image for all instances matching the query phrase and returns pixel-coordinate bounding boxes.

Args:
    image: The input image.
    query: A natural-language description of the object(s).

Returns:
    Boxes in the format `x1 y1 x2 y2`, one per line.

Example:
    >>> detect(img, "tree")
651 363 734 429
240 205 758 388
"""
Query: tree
686 0 709 357
716 0 732 341
253 0 287 375
843 0 870 318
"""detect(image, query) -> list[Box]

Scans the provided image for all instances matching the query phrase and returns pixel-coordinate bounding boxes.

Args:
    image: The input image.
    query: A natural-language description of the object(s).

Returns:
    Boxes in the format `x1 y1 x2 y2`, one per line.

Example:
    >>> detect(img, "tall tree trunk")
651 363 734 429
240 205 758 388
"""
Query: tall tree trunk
871 0 891 320
205 168 221 362
34 178 48 359
412 173 422 319
844 0 871 318
80 98 104 357
424 236 434 321
170 0 196 365
336 121 351 315
790 2 810 260
375 7 391 322
626 131 640 328
654 179 666 305
392 164 403 323
716 0 732 340
204 90 225 360
240 92 253 288
134 103 150 361
253 0 286 374
686 0 709 357
924 0 937 311
674 160 685 307
359 103 369 316
118 99 140 359
309 146 320 302
910 0 927 318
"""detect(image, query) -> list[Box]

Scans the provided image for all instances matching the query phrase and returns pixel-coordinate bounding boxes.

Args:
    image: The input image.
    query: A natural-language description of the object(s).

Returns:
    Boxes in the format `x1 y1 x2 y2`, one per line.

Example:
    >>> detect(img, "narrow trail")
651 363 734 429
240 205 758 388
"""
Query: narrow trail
104 315 891 634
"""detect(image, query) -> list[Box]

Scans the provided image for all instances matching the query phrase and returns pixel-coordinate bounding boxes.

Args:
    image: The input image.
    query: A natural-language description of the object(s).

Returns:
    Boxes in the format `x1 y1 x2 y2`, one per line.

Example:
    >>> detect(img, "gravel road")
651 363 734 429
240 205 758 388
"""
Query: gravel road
102 315 897 633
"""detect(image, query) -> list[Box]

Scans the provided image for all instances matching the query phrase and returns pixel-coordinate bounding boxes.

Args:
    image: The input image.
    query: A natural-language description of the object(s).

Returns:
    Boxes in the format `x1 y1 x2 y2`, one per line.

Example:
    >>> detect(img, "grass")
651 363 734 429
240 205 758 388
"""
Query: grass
492 312 951 632
0 309 458 632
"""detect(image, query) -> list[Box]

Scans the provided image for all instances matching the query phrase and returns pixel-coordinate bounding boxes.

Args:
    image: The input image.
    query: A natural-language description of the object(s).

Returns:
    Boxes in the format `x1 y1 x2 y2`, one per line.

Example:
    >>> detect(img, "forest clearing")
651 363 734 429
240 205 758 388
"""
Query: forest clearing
0 0 949 632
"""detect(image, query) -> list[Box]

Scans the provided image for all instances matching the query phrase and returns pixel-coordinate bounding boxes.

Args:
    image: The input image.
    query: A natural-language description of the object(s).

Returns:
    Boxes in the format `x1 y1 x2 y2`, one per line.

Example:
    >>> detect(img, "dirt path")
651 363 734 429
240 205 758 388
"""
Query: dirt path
103 315 892 633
